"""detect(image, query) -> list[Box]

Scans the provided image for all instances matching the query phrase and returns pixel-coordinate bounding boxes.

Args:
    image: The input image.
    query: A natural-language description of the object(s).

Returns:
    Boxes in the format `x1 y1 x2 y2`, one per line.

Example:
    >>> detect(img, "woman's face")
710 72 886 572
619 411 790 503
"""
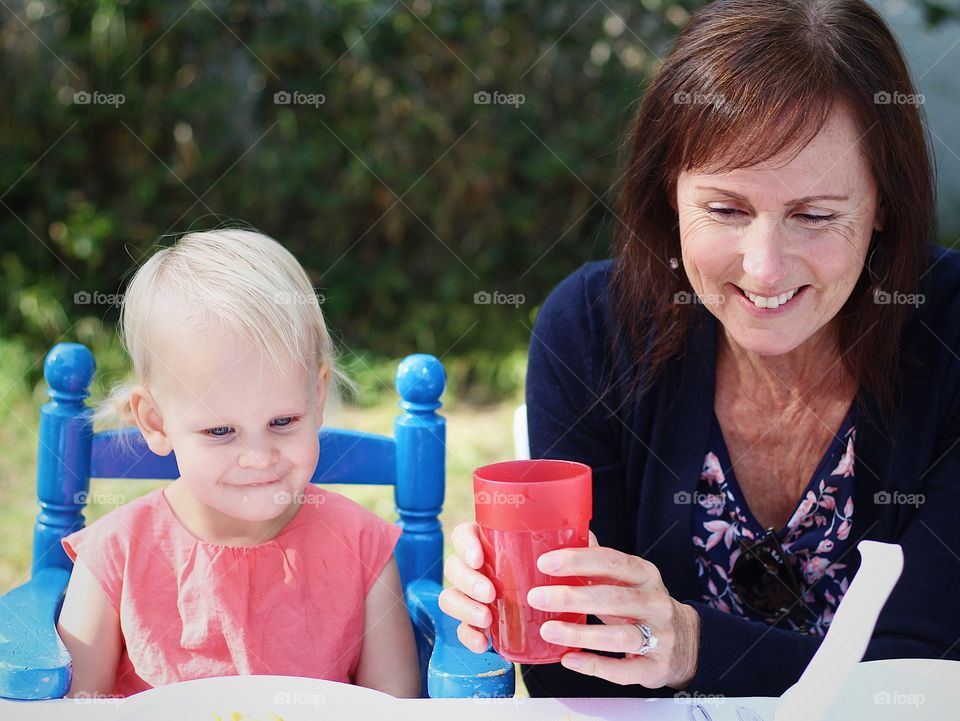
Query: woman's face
675 103 884 357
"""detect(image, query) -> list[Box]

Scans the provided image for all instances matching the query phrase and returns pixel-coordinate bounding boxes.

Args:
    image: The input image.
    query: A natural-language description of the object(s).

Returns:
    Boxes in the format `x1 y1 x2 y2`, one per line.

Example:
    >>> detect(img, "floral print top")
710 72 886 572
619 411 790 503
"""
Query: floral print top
691 405 857 635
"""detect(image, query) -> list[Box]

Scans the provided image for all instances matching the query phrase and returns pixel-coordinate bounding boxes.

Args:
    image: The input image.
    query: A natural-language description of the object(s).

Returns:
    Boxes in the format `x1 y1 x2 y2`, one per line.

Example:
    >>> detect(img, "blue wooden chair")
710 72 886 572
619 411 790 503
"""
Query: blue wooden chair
0 342 514 701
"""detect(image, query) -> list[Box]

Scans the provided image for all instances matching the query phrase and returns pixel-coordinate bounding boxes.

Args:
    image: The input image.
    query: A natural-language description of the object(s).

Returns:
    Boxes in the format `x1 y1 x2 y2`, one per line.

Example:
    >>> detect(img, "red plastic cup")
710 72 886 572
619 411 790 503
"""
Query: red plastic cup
473 459 592 664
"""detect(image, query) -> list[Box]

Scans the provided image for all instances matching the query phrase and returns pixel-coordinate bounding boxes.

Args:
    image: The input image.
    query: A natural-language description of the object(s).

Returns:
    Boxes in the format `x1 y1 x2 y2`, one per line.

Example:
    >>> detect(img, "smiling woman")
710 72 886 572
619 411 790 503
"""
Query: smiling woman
613 0 933 416
439 0 960 702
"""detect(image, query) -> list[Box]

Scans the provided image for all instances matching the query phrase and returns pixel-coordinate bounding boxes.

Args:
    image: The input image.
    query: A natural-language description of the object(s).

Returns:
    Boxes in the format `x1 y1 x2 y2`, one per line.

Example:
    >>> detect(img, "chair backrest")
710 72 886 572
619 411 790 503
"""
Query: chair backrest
33 342 447 592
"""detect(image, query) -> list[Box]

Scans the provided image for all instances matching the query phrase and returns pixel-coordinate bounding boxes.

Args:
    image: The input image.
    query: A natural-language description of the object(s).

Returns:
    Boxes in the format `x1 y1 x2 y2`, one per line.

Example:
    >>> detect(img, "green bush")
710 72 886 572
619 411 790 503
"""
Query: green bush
0 0 703 392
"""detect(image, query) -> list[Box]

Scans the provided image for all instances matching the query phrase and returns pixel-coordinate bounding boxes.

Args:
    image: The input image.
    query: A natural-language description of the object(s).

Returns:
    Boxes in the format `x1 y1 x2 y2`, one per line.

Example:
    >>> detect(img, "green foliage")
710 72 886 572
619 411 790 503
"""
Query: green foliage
0 0 704 395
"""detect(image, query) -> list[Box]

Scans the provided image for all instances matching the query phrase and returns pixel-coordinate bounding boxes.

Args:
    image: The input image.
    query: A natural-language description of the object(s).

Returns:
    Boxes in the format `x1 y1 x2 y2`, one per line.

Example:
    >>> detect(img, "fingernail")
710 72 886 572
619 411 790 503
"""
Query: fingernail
540 623 560 641
471 607 486 625
473 581 489 599
539 554 560 573
562 655 582 670
470 547 482 567
528 588 546 607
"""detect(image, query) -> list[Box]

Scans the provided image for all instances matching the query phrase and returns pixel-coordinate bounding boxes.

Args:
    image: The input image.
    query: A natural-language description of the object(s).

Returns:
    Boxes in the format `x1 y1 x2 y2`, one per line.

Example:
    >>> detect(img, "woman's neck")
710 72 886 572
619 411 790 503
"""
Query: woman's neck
716 323 855 411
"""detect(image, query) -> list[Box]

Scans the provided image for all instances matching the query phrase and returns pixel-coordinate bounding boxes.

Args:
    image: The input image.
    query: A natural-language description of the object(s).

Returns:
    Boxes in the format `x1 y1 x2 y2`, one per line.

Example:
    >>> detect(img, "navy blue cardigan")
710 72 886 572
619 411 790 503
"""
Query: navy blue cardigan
522 243 960 698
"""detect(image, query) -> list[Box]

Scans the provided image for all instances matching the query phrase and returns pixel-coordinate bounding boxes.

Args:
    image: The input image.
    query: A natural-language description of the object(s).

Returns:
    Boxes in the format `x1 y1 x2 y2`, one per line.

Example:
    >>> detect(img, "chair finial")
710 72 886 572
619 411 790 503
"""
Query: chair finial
396 354 445 411
43 343 95 403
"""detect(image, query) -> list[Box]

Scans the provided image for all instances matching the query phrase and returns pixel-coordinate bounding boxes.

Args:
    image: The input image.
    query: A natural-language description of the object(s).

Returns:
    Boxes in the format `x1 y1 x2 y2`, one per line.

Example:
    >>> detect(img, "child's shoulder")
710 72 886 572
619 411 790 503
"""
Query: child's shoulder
293 485 399 539
63 487 168 558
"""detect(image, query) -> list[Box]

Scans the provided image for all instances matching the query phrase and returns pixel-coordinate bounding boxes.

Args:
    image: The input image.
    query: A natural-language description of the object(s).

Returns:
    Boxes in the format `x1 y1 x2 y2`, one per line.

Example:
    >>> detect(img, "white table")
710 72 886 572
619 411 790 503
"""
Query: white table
2 659 957 721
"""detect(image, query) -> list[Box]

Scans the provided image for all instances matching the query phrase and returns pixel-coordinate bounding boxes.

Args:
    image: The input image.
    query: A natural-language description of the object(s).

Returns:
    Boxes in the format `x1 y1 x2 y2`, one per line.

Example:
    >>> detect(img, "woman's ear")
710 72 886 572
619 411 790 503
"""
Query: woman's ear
129 386 174 456
874 193 886 232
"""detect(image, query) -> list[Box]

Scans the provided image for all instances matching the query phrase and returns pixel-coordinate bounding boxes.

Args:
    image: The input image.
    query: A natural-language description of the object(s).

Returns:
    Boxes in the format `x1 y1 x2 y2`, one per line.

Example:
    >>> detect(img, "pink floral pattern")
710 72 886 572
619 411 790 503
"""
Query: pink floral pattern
691 412 856 635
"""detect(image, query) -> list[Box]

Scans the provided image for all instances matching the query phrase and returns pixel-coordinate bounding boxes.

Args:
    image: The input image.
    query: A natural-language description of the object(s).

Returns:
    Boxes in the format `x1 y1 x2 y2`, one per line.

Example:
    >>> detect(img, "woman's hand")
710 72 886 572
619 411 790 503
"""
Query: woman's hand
437 521 495 653
530 532 701 689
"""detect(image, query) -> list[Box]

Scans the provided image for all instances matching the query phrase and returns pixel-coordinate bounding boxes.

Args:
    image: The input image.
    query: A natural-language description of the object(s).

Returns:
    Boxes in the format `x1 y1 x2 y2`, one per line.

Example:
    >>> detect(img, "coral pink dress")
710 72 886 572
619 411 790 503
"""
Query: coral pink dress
62 484 402 697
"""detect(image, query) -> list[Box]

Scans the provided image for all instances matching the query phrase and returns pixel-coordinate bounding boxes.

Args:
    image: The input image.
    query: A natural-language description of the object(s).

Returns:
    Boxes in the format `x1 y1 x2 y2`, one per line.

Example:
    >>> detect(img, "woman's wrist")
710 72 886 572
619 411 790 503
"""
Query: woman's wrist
671 602 701 690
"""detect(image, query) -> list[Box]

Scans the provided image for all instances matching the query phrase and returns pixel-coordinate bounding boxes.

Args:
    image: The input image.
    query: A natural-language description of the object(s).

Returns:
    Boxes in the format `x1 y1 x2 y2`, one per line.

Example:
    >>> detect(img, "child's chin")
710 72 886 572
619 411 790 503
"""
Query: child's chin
227 490 298 519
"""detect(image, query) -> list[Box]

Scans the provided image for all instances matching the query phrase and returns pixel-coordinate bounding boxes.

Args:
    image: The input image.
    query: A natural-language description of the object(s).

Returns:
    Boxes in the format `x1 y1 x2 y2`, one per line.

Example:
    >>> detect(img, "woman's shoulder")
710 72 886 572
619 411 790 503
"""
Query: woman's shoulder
534 260 616 345
540 260 614 313
918 244 960 323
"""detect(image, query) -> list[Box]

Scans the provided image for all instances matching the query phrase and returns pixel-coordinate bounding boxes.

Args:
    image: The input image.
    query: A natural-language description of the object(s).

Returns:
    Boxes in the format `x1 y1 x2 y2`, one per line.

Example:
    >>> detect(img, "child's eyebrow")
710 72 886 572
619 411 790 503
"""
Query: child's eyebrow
189 409 306 427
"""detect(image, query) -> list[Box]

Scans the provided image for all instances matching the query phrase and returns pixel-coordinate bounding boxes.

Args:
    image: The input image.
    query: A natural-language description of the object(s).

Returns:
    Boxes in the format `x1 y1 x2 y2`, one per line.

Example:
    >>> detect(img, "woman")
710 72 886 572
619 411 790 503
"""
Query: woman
439 0 960 699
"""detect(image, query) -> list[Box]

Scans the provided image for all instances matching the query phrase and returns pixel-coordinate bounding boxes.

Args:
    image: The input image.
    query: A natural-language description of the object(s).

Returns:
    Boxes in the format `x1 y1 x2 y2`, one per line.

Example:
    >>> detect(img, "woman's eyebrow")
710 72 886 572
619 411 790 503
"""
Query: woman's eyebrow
694 185 850 205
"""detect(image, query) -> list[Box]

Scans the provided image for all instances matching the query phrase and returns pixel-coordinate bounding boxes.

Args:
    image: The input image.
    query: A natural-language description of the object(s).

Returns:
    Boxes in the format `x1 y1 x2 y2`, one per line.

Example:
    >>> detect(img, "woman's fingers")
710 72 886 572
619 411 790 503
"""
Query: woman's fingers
450 521 484 569
559 652 665 688
442 522 497 654
438 586 492 629
456 622 490 654
528 583 670 621
443 552 495 604
540 619 655 655
537 544 659 587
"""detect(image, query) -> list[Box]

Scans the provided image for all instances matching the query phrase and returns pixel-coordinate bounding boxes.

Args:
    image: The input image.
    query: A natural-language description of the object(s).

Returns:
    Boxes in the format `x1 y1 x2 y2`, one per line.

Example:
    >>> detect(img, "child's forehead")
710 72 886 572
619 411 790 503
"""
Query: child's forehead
150 317 312 413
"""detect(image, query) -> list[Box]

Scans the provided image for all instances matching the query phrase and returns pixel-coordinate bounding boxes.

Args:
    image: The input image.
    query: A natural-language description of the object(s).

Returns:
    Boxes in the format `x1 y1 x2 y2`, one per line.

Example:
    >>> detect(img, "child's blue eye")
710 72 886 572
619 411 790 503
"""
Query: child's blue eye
204 426 233 438
271 416 298 428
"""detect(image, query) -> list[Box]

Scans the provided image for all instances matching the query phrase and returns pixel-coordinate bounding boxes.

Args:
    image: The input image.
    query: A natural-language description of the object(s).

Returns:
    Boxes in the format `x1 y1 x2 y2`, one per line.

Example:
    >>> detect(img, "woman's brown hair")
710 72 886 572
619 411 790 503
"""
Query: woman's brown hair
612 0 935 421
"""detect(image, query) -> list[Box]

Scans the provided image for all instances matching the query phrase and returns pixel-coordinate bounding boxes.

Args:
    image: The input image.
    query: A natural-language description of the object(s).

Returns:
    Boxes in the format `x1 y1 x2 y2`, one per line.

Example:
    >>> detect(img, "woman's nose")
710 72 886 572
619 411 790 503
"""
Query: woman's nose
741 221 788 290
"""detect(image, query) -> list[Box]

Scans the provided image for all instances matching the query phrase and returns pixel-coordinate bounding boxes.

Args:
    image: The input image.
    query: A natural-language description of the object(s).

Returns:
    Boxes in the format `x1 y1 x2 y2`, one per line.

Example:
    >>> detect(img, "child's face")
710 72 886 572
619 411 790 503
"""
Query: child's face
132 322 326 539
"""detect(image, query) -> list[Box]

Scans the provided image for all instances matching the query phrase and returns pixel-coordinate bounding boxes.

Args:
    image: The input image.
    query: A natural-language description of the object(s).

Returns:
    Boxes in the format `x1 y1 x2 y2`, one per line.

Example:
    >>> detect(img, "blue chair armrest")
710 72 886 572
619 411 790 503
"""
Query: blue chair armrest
405 578 514 698
0 567 72 700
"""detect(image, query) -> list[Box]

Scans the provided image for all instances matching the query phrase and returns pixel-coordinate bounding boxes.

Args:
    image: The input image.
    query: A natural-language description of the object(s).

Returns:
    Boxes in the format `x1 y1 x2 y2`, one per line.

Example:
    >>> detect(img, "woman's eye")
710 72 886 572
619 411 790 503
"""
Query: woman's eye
271 416 299 428
797 213 835 224
706 207 742 218
705 207 835 225
204 426 233 438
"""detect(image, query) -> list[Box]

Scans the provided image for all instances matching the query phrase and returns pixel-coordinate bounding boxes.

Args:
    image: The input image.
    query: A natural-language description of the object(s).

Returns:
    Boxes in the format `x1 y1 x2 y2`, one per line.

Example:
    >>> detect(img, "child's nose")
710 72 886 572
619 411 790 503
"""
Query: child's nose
237 440 274 469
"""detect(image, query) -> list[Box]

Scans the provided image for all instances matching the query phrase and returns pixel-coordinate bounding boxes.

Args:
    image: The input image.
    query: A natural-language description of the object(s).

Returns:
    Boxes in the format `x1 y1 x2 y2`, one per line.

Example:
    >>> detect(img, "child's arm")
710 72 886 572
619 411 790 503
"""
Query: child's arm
56 557 122 697
354 556 421 698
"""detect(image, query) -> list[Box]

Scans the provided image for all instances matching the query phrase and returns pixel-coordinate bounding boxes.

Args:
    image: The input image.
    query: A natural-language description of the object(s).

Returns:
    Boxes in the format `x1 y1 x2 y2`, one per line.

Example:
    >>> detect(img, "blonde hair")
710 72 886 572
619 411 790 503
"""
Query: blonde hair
96 229 351 430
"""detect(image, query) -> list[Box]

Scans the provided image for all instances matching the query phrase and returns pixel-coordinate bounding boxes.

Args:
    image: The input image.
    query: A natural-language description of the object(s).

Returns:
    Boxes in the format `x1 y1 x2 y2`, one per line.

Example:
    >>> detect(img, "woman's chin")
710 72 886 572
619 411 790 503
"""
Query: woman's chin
722 326 812 358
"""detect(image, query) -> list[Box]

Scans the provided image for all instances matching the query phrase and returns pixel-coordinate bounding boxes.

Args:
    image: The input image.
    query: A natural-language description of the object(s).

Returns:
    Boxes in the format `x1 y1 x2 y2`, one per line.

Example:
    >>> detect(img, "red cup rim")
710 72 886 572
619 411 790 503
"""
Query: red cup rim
473 459 591 487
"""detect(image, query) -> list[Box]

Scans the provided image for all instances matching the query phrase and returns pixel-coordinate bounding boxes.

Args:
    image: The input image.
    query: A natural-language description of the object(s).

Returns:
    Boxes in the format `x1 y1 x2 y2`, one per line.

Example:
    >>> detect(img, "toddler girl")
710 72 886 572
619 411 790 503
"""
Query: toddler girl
56 230 420 698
